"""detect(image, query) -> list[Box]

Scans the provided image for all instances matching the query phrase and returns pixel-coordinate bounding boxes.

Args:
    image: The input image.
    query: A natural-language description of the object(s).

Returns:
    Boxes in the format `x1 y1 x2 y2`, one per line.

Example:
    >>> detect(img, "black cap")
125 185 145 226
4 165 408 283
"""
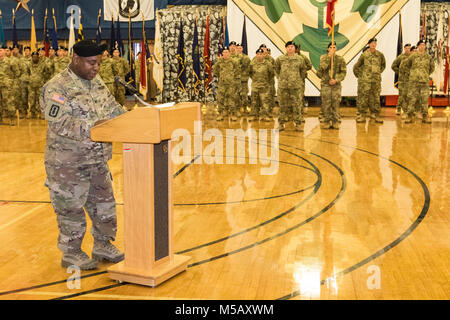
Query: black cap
222 46 230 51
256 48 264 54
404 43 411 47
73 40 107 57
285 41 295 47
368 37 377 44
328 41 337 48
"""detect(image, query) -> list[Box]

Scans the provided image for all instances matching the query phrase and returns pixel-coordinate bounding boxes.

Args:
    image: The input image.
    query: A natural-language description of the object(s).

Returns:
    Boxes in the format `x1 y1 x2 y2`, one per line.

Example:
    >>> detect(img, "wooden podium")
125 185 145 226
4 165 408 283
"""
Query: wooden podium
91 102 200 287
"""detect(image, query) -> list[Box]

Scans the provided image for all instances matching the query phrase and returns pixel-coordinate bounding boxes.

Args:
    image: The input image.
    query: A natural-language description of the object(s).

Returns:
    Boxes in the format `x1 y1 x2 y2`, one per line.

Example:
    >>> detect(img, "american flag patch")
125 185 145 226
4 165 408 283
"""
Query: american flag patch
51 93 66 104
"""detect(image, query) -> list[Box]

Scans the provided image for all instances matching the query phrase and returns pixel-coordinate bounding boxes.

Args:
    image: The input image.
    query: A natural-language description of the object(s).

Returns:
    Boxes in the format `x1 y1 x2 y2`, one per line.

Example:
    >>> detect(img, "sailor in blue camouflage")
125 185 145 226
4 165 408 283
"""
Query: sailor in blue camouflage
40 40 126 270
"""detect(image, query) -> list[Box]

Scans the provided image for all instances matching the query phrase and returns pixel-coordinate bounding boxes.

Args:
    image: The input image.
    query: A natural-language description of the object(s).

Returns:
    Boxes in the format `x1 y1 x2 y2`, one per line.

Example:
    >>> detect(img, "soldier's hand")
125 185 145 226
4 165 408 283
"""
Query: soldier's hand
329 79 337 85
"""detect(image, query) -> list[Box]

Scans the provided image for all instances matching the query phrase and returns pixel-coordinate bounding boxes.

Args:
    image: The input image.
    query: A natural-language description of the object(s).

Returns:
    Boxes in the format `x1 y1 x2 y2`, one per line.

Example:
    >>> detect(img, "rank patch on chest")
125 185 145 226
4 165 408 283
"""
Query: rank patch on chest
48 104 60 118
51 93 66 104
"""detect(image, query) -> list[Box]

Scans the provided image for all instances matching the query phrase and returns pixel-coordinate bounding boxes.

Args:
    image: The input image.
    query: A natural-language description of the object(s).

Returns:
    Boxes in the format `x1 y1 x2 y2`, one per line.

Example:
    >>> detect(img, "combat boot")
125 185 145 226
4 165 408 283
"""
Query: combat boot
332 122 340 129
216 115 224 121
375 116 384 123
356 115 366 123
404 116 413 124
422 117 432 124
92 240 124 263
61 250 98 270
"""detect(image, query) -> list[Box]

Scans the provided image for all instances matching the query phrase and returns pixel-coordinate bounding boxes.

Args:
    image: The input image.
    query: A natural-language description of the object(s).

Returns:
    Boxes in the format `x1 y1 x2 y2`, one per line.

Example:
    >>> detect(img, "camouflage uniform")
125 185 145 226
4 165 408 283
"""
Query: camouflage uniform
212 56 241 118
403 52 434 119
249 58 274 120
112 56 130 105
274 53 306 125
53 56 72 75
397 55 412 114
17 56 31 117
9 55 23 116
391 52 409 114
298 52 312 119
239 53 251 110
100 56 116 95
353 49 386 121
264 55 276 114
40 67 125 254
317 54 346 127
28 59 46 118
0 56 19 120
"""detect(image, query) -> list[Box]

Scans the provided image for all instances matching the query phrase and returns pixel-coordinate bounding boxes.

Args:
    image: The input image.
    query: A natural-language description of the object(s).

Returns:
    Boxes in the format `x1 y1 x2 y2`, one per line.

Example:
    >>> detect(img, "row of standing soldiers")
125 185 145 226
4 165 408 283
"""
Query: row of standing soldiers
0 45 130 125
212 38 435 131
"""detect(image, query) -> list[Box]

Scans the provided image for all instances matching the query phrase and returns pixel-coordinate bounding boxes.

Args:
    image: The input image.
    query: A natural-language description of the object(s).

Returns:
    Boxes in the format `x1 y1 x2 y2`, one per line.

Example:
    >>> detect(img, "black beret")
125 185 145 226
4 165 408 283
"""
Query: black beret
229 41 237 46
328 41 337 48
24 46 31 50
31 51 39 56
417 40 425 46
410 46 416 51
256 48 264 54
259 44 267 48
404 43 411 47
368 37 377 44
222 46 230 51
73 40 107 57
285 41 295 47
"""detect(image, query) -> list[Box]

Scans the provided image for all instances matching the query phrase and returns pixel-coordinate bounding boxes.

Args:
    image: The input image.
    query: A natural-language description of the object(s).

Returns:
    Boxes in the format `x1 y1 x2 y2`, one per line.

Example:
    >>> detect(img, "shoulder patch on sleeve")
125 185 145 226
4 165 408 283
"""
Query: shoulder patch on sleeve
51 93 66 104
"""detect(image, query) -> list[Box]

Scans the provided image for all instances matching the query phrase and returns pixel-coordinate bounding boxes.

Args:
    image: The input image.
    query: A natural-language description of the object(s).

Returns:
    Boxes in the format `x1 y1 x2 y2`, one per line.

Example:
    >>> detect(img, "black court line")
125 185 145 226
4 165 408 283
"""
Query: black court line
51 148 346 299
275 138 431 300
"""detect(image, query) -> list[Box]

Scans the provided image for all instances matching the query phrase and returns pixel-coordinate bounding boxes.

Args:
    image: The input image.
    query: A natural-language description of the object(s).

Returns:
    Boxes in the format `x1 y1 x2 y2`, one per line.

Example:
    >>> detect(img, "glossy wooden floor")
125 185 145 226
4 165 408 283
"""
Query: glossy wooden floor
0 106 448 300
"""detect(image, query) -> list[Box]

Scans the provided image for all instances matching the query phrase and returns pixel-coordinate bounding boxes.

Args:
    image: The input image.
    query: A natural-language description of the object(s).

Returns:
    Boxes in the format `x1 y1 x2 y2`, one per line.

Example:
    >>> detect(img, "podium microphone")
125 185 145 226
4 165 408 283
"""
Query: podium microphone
114 76 138 95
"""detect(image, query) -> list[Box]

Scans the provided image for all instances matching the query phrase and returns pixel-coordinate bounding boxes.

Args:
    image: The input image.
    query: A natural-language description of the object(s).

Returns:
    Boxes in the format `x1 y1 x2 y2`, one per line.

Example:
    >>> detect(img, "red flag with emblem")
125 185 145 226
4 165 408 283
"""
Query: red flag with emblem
326 0 337 37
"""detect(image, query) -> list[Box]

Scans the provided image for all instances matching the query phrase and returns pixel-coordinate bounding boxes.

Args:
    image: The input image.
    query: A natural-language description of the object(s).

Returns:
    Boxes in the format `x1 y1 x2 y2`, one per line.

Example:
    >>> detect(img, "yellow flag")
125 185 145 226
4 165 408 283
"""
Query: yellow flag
30 10 36 51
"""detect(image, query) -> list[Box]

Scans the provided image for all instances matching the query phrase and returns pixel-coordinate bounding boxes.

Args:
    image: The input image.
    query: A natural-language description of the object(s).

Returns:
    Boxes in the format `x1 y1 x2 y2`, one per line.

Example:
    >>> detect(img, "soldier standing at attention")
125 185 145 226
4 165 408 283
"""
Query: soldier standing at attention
212 47 241 121
295 43 312 122
40 40 126 270
274 41 306 131
28 51 46 118
99 50 116 96
403 40 434 124
317 42 347 129
12 45 29 118
248 48 274 122
236 44 251 114
0 46 18 125
391 43 411 116
353 46 369 120
53 46 71 75
353 38 386 123
111 48 130 106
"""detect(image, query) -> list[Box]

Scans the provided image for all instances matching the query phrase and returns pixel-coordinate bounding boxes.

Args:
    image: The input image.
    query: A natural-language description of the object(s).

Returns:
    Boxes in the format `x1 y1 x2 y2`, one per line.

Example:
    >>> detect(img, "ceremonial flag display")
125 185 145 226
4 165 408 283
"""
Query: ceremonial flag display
394 12 403 89
43 9 50 56
77 10 84 41
203 14 212 92
139 15 148 99
103 0 154 22
326 0 337 37
241 15 248 55
68 10 75 55
96 9 102 45
12 9 17 47
192 18 201 95
153 10 163 92
176 19 186 93
51 9 58 50
0 10 5 47
30 9 36 52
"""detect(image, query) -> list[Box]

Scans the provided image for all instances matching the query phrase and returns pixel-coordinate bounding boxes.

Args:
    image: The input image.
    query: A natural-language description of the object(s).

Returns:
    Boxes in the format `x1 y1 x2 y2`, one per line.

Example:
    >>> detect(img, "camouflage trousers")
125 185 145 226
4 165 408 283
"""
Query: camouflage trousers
18 84 29 116
397 81 408 113
240 80 249 108
0 86 16 119
269 79 275 113
278 87 301 125
407 82 429 116
298 82 305 116
28 86 41 117
45 161 117 253
250 86 271 118
217 83 239 116
359 81 381 116
321 83 342 123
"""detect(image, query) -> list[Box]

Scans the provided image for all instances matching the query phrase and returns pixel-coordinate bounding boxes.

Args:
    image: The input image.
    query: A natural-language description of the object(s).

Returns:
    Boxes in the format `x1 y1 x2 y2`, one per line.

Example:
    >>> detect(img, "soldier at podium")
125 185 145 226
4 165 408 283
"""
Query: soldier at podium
40 40 126 270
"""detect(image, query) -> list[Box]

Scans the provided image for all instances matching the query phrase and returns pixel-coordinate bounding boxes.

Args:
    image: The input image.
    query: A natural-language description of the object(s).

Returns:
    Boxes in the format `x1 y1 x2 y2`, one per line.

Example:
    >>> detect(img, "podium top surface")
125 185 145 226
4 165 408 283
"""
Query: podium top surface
91 102 201 144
